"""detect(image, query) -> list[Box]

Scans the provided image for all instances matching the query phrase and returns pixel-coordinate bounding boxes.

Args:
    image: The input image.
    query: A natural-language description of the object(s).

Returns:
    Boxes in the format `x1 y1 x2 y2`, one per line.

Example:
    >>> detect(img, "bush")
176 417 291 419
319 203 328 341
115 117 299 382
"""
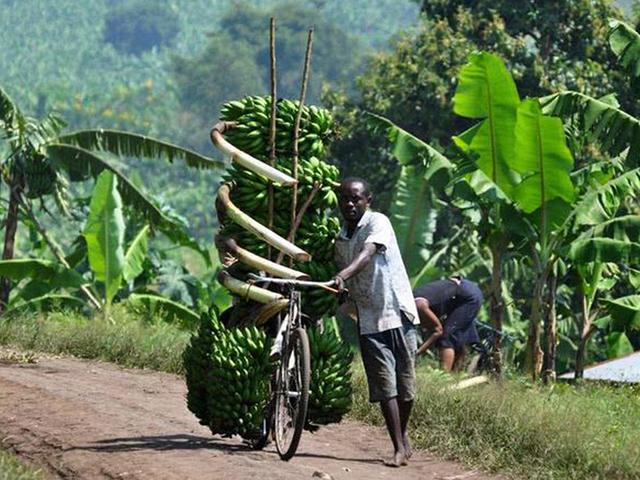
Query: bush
104 0 180 55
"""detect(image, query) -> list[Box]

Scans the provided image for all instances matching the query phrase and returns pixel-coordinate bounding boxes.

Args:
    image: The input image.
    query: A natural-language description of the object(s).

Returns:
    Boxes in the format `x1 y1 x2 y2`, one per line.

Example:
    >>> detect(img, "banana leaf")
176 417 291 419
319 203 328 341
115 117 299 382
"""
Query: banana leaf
0 85 23 130
83 170 125 309
127 293 200 329
568 237 640 264
540 91 640 163
4 294 84 315
123 225 149 283
452 52 520 196
46 143 211 265
512 99 575 239
608 19 640 79
57 129 224 170
0 258 85 288
572 168 640 226
605 331 634 359
602 295 640 331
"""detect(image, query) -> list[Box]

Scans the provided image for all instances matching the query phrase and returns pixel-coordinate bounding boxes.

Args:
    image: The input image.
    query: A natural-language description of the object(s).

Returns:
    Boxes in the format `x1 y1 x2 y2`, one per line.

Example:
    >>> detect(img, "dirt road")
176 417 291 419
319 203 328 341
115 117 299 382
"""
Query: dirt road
0 352 500 480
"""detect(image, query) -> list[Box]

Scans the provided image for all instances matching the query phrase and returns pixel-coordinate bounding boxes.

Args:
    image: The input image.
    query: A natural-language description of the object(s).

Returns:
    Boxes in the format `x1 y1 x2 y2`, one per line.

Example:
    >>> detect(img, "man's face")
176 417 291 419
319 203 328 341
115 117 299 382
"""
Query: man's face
338 181 370 224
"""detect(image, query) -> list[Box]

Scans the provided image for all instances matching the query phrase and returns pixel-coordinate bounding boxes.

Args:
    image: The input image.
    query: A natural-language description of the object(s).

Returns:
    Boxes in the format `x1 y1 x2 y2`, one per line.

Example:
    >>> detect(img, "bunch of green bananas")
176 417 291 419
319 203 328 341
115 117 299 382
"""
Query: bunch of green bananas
15 153 56 198
183 311 274 437
219 95 342 318
221 96 333 159
307 324 354 425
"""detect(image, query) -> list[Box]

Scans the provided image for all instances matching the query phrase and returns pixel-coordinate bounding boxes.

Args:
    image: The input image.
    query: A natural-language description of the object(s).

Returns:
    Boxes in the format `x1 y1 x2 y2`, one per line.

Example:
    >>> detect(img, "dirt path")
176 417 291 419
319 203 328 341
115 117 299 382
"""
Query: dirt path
0 352 501 480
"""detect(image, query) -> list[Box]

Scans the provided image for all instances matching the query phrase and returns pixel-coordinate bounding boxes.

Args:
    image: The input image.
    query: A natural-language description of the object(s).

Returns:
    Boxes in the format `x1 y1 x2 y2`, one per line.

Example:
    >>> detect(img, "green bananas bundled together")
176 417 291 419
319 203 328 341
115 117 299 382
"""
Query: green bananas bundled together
183 311 273 436
307 325 354 425
15 154 56 198
221 96 333 159
219 94 342 318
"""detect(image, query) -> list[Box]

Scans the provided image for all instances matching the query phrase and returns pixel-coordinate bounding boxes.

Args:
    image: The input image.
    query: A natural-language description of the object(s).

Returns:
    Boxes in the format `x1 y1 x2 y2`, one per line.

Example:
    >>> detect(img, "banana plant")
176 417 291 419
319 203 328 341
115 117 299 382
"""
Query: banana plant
0 171 200 327
0 85 223 312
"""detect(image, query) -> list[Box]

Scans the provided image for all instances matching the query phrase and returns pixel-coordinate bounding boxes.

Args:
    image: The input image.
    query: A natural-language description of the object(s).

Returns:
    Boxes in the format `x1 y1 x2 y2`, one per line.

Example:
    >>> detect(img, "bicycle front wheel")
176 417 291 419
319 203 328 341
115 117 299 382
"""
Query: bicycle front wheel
274 327 311 460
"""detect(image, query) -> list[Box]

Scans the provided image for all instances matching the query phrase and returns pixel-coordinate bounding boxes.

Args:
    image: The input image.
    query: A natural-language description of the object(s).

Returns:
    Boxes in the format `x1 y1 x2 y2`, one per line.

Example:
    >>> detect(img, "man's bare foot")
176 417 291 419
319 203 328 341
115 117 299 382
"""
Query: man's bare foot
403 433 412 459
383 451 407 467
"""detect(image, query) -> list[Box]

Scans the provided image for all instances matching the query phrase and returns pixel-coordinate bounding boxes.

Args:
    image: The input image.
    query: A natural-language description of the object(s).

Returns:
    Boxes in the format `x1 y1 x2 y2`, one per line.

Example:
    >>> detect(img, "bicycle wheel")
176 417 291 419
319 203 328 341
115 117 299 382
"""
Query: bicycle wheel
274 327 311 460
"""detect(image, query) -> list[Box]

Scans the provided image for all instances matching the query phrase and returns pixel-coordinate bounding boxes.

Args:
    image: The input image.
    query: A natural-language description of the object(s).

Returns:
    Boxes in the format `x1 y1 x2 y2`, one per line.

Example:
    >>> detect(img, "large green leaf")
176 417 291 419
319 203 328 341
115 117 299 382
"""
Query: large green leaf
0 86 23 131
569 237 640 264
0 258 85 288
83 170 125 307
608 19 640 79
389 164 438 276
367 112 452 176
573 168 640 226
4 294 84 315
540 91 640 163
452 52 520 195
57 129 225 170
123 225 149 283
603 295 640 331
605 331 634 359
127 293 199 329
45 143 211 266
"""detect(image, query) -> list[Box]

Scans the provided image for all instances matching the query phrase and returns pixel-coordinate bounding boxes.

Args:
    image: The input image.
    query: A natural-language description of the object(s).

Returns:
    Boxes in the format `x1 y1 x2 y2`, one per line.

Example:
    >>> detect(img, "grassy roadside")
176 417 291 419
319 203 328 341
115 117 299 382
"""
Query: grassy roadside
0 450 43 480
1 312 639 479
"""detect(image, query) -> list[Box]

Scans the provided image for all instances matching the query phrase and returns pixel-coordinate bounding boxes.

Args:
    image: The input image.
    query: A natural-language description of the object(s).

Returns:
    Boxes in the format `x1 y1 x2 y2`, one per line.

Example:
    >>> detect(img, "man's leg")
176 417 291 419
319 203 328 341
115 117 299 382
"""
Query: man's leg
379 397 406 467
440 347 455 371
398 399 413 458
359 331 407 467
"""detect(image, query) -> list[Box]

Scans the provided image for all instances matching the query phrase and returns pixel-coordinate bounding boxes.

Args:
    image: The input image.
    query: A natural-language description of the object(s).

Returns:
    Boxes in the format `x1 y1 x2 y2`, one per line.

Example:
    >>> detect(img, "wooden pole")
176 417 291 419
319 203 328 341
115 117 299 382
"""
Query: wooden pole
267 17 277 260
289 28 314 265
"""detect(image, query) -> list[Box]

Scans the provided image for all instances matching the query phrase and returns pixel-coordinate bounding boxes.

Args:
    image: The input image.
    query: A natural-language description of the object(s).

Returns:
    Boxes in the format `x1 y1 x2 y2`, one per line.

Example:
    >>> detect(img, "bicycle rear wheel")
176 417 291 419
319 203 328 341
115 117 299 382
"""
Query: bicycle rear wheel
274 327 311 460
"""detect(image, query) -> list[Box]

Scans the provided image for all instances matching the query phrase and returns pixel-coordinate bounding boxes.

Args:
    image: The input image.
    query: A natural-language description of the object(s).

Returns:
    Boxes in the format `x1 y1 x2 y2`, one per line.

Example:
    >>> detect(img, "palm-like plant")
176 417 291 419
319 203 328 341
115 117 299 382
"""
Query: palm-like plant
0 86 223 312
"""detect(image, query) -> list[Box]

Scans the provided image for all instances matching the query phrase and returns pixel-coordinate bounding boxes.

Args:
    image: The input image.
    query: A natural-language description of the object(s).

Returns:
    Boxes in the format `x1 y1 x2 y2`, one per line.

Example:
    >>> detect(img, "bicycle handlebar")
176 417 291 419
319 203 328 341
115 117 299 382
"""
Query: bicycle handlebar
248 273 339 292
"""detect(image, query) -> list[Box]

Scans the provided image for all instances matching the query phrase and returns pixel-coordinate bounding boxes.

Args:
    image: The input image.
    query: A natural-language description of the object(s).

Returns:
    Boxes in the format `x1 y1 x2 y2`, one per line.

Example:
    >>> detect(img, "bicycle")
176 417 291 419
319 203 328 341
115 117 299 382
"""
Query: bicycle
245 273 337 460
466 321 516 376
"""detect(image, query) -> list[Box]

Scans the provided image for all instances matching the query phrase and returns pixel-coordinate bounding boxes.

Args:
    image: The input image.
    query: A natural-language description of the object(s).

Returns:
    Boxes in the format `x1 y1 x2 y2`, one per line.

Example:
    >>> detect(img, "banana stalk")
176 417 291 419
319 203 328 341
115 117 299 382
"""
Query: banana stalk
216 236 309 280
210 122 296 186
218 270 286 304
217 183 311 262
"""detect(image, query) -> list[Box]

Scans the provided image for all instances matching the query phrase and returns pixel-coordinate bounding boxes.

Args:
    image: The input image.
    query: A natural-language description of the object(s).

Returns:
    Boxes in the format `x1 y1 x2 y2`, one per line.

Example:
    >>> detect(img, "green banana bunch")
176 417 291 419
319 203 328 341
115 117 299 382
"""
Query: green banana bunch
307 323 354 425
220 96 333 159
15 153 57 198
183 311 274 437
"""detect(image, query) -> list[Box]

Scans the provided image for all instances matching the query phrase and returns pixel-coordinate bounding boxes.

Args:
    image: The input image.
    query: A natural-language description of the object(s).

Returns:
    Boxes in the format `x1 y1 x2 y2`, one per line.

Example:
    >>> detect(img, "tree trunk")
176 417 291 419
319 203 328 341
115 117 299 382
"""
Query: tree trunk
0 179 22 313
542 273 557 384
489 241 505 374
524 276 545 380
574 292 593 380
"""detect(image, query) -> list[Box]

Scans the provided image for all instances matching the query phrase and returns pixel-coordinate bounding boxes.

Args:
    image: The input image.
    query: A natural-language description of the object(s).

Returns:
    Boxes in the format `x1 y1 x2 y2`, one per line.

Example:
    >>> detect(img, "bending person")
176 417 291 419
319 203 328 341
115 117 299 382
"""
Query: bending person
414 277 482 372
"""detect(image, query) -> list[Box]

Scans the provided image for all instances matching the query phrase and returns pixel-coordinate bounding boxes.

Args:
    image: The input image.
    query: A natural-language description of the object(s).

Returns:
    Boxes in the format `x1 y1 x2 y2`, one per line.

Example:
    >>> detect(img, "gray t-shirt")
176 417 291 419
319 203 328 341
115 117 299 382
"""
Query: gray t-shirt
335 210 419 335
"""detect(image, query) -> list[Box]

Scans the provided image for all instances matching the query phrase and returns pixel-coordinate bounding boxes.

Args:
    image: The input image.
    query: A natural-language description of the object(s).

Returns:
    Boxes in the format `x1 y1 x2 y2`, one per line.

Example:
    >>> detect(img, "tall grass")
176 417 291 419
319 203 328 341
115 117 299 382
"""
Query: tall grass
351 363 640 480
0 450 43 480
0 307 189 374
2 312 639 479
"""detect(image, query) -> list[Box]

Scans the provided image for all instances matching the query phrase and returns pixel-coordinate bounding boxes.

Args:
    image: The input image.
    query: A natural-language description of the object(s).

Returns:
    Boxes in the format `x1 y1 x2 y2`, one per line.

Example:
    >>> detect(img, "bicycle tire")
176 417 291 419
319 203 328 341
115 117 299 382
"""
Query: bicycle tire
275 327 311 461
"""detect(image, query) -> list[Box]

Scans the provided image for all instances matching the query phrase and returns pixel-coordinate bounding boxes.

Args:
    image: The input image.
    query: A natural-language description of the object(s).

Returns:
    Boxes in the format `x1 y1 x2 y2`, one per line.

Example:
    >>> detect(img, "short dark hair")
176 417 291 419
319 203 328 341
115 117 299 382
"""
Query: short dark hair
339 177 372 197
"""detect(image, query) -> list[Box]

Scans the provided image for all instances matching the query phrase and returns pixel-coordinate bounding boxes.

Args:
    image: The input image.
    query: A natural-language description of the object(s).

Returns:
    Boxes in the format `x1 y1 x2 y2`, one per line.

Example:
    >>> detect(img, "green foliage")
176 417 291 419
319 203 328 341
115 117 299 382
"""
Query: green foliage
351 365 640 479
0 449 43 480
84 171 126 309
104 0 180 56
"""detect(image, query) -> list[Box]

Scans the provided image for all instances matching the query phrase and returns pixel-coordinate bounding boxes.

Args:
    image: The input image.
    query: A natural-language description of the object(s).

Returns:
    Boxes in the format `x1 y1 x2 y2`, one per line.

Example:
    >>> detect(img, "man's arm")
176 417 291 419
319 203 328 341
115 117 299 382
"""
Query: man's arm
334 242 377 291
415 297 443 355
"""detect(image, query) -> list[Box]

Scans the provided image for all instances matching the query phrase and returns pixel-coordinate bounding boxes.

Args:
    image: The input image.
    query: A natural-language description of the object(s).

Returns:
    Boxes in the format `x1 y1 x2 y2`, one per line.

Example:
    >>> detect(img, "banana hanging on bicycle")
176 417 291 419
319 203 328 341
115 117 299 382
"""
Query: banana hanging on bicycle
184 94 352 438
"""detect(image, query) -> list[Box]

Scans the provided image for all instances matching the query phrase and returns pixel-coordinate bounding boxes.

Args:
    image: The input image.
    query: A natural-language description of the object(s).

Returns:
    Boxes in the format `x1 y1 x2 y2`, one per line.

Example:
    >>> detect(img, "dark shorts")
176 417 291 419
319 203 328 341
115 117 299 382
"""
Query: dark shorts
437 280 481 350
359 314 417 403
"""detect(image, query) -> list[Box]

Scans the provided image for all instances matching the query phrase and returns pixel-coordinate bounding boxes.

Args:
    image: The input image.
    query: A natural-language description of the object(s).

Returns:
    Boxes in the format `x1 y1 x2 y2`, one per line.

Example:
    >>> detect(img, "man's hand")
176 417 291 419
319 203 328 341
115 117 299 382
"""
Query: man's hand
333 274 346 293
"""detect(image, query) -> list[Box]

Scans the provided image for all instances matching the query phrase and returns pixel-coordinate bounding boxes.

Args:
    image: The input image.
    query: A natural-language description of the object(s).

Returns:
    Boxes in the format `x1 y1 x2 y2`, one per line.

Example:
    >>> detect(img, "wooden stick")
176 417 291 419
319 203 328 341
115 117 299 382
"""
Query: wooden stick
267 17 277 260
276 181 321 265
290 28 314 259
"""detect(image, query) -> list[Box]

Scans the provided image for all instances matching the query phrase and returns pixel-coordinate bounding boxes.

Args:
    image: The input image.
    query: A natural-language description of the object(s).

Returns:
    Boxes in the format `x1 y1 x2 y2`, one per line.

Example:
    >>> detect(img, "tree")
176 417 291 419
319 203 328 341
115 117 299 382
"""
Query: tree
0 86 223 313
104 0 180 56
